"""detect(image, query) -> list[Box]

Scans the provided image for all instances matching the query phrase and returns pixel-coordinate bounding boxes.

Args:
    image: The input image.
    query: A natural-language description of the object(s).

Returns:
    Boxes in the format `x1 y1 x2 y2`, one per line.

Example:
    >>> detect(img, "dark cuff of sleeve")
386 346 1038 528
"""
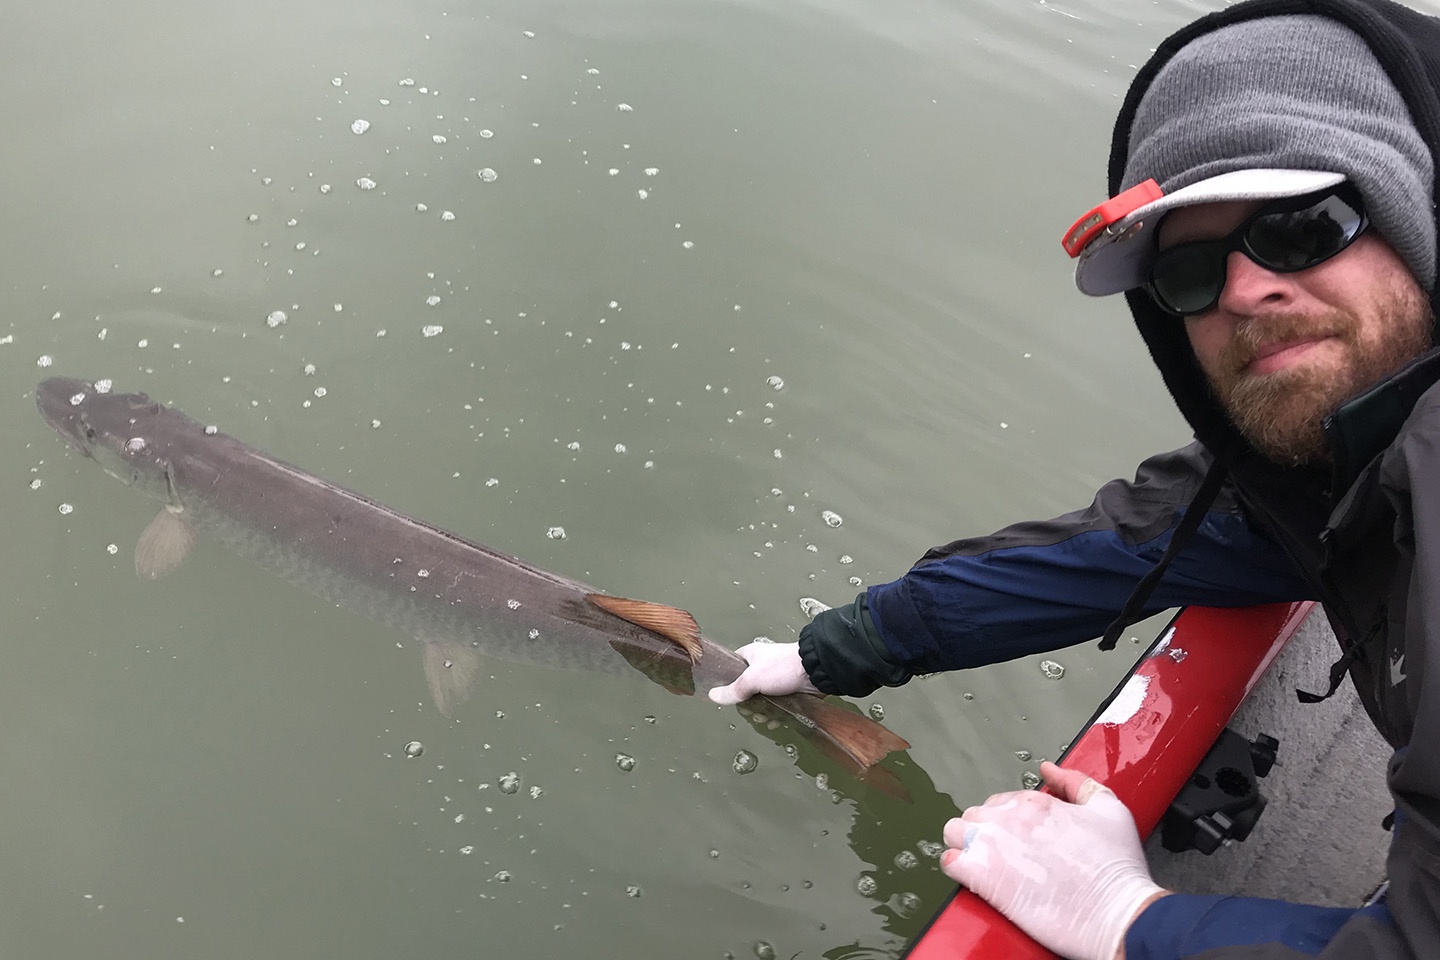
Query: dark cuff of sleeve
1125 893 1360 959
798 593 912 698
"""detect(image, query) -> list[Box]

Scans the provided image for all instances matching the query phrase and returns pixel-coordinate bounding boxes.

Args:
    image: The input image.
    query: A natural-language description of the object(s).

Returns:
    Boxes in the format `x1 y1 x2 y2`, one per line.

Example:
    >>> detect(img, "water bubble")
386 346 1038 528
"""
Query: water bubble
69 393 85 406
426 295 442 307
403 741 424 758
478 167 498 182
28 479 41 491
917 840 944 858
894 850 919 870
266 310 288 328
319 184 331 194
753 943 775 960
1039 659 1066 680
497 772 521 794
313 387 327 399
732 750 758 775
331 77 343 87
856 875 879 897
839 555 854 565
124 437 146 454
399 77 415 86
644 167 659 176
566 441 581 452
58 503 74 515
433 134 448 144
616 103 633 112
527 629 539 640
708 848 720 859
356 177 377 190
614 443 627 454
896 891 922 917
868 703 885 721
460 845 474 855
351 119 371 135
303 363 316 376
493 870 512 882
622 883 643 898
766 375 785 391
422 325 444 338
644 715 656 724
506 599 521 610
615 753 636 772
440 210 455 221
963 692 975 700
94 379 112 394
821 510 843 528
1021 771 1043 790
1015 749 1033 762
528 785 544 799
546 526 566 540
246 213 259 223
798 597 832 618
479 129 494 139
416 203 429 213
37 355 53 368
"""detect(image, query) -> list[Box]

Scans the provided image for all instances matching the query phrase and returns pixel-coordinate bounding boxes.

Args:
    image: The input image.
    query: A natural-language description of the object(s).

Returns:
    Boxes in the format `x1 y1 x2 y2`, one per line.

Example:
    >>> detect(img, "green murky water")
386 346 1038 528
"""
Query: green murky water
0 0 1303 955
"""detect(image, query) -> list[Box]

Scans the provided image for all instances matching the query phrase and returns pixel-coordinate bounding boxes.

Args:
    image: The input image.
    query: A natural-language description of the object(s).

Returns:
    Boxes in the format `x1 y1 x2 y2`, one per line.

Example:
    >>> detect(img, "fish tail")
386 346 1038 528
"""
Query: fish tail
758 692 909 770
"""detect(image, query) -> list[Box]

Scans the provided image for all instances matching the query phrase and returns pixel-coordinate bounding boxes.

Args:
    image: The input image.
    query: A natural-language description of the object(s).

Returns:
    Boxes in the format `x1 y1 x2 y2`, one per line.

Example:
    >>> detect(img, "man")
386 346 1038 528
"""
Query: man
708 1 1440 957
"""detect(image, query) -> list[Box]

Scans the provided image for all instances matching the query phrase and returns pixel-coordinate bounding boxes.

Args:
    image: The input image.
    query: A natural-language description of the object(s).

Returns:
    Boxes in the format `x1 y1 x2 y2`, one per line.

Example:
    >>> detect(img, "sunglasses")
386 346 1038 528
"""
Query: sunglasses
1145 184 1368 317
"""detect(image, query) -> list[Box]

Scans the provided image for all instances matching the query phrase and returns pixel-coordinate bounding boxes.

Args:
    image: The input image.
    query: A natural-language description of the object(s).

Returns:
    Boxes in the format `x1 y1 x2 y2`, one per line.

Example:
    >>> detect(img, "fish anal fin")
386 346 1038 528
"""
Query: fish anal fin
606 639 696 695
135 508 195 579
761 692 910 770
586 594 702 663
422 639 481 718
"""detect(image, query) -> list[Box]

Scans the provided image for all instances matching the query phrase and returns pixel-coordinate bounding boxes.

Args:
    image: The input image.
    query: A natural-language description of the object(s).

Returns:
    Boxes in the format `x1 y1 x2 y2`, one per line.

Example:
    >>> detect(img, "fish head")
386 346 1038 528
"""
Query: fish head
36 377 184 501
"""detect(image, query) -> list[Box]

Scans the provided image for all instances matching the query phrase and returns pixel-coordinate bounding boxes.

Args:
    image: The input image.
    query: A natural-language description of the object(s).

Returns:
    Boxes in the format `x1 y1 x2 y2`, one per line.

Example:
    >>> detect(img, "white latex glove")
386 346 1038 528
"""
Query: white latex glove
707 641 823 705
940 761 1169 960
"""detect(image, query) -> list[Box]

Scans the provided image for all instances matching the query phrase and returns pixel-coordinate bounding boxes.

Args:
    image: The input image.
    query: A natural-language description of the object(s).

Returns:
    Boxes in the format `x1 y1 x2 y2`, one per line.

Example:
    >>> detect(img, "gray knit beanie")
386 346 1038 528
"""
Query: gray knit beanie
1123 14 1436 290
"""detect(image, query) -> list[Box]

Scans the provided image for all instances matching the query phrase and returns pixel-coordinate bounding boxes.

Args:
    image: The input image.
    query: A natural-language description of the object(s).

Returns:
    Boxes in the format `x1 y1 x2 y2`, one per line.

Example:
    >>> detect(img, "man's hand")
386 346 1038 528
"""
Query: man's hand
707 641 822 705
940 761 1169 960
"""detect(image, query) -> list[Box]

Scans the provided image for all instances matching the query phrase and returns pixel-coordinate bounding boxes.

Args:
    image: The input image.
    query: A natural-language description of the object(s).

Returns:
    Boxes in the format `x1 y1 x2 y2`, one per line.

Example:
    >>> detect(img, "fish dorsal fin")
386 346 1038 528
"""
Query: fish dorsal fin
422 639 481 718
586 594 702 663
135 507 195 579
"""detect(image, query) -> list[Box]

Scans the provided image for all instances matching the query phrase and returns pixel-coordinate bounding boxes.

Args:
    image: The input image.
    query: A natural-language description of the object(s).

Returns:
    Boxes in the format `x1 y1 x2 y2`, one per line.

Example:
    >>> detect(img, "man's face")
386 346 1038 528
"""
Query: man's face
1159 199 1433 465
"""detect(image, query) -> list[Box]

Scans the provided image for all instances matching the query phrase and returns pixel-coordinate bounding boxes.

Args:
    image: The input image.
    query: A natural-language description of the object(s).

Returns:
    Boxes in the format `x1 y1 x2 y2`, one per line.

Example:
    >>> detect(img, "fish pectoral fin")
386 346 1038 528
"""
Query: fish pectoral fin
586 594 702 663
422 639 481 718
134 508 196 579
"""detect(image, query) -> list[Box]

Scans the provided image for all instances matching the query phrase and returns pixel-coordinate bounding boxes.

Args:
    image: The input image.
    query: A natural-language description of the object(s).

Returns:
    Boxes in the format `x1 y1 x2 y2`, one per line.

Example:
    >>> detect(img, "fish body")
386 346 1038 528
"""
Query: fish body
35 377 908 773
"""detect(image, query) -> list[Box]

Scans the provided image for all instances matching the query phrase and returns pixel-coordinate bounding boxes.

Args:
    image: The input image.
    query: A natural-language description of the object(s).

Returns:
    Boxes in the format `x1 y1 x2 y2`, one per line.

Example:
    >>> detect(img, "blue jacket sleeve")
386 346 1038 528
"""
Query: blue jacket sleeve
1125 893 1403 958
800 443 1312 696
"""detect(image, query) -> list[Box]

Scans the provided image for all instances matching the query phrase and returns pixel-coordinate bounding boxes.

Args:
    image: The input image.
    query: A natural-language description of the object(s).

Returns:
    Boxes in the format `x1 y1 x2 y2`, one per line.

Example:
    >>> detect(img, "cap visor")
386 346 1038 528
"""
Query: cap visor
1075 168 1347 296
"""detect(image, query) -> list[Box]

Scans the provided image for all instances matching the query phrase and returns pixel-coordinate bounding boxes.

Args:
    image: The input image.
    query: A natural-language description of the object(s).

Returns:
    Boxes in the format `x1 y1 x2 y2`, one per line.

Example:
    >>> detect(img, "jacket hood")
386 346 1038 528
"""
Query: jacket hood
1110 0 1440 476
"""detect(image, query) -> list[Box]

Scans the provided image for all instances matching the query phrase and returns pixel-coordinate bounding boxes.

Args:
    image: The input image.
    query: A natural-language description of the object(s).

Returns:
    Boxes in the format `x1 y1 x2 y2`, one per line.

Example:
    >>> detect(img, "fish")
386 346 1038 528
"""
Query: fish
35 377 909 778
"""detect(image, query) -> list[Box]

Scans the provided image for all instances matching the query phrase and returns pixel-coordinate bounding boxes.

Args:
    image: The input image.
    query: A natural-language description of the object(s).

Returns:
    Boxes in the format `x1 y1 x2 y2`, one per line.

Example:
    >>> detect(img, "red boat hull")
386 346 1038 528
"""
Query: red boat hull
902 602 1315 960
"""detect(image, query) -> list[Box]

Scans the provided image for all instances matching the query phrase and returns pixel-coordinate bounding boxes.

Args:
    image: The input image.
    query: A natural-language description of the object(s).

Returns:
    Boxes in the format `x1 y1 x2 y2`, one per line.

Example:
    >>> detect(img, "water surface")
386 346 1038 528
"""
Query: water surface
2 0 1301 955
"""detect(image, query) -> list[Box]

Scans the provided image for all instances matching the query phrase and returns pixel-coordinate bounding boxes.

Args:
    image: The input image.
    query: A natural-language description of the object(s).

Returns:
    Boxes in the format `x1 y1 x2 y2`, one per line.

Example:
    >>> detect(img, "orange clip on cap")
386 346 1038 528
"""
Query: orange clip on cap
1061 179 1164 258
